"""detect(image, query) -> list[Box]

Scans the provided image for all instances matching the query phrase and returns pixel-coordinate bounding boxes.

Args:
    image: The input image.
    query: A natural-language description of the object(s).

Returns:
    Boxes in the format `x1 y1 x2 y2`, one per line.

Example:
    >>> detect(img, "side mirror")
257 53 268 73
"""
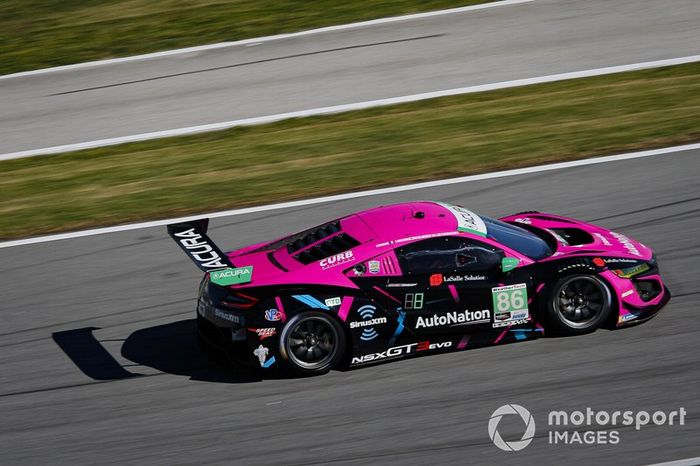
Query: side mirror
501 257 520 273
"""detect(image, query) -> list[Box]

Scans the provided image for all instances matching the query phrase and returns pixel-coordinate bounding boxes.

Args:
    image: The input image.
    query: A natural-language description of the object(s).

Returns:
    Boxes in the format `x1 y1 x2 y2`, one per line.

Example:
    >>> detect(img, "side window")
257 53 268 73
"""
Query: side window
396 236 503 274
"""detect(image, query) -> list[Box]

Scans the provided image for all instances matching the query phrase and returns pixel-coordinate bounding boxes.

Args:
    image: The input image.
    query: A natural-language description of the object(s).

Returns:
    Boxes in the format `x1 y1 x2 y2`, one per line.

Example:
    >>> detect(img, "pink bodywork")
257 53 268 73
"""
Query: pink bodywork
498 212 665 320
224 202 664 319
498 212 653 261
228 202 460 289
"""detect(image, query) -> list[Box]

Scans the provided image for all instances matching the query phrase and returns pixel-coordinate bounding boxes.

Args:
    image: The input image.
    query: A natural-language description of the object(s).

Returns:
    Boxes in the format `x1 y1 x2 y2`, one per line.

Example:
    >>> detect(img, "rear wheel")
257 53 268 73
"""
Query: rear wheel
279 311 345 376
547 275 611 335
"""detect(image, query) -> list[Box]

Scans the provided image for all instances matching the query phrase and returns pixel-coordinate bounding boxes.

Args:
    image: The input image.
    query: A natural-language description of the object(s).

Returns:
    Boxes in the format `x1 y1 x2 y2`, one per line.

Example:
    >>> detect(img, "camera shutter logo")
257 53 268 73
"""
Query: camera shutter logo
488 404 536 451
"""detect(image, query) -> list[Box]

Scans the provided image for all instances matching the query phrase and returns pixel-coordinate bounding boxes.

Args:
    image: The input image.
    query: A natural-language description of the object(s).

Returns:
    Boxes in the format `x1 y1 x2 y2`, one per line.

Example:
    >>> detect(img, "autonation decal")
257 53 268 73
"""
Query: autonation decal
488 405 687 451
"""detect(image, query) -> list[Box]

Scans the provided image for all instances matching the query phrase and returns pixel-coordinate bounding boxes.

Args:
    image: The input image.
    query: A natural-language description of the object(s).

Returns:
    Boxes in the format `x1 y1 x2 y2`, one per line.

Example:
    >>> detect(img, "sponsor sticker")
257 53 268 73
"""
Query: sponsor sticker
429 274 443 287
349 317 388 329
351 341 452 365
324 297 342 307
350 305 387 341
375 231 454 248
416 309 491 328
368 260 381 274
610 232 642 257
249 328 277 340
492 283 530 328
209 266 253 286
264 309 283 322
253 344 275 368
437 203 488 236
320 251 354 270
444 274 486 282
604 258 638 264
173 228 229 269
213 308 241 324
593 232 612 246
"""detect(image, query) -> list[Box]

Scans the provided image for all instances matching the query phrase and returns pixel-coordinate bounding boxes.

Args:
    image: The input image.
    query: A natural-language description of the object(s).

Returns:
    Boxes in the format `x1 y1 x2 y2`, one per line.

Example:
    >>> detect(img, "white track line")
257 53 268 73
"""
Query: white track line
644 457 700 466
0 0 533 81
3 54 700 162
1 142 698 249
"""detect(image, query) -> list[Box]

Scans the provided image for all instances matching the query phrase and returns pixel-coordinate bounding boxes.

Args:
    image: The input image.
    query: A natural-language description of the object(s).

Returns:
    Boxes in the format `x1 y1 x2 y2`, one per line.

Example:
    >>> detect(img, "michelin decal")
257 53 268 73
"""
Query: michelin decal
253 345 276 368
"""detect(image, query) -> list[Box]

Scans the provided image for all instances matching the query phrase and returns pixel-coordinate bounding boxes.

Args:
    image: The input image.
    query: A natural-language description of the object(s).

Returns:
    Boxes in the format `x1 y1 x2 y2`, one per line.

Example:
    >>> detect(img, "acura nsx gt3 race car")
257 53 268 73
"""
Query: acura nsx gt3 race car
168 201 670 376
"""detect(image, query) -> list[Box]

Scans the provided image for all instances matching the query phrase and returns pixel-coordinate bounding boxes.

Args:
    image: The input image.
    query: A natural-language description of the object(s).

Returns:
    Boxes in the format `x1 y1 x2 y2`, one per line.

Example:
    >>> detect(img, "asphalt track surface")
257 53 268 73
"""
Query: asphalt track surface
2 0 700 154
0 150 698 464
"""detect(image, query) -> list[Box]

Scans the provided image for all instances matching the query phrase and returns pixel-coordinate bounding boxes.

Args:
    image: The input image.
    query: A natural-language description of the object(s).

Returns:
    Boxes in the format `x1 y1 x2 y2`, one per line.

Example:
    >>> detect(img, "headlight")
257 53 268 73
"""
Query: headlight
611 262 650 278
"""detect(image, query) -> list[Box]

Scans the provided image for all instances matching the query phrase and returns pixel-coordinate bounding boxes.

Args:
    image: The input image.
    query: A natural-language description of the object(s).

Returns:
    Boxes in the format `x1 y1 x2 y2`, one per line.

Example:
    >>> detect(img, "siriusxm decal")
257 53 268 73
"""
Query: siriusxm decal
209 266 253 286
350 305 387 341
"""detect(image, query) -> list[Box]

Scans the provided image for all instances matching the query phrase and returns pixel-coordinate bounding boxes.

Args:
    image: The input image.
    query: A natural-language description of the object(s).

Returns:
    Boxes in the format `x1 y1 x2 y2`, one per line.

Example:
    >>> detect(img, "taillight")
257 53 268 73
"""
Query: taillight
220 292 258 309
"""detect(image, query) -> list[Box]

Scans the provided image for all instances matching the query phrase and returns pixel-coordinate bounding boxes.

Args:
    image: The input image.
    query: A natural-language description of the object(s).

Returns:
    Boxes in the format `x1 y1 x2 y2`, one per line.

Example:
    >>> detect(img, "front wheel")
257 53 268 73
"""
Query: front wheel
547 275 612 336
278 311 346 376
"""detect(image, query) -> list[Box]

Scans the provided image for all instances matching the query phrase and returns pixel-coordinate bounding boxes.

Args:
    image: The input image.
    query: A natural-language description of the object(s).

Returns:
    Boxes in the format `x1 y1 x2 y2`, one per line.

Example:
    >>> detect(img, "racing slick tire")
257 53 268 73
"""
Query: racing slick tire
278 311 346 376
547 274 612 336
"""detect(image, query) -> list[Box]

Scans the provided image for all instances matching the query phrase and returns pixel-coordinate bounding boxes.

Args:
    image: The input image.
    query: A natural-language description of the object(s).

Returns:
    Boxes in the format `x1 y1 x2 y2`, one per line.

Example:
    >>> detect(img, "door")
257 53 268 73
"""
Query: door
393 235 505 335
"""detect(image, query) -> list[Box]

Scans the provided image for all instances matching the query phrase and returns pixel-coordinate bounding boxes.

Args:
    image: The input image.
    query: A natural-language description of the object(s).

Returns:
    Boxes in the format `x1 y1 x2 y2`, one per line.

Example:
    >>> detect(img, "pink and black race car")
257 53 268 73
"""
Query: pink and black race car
167 201 670 376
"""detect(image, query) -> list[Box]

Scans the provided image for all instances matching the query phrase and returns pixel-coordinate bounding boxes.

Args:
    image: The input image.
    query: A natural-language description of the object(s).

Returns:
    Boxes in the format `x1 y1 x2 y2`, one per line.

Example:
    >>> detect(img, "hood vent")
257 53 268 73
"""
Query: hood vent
550 228 594 246
531 214 575 223
287 221 342 254
292 232 360 265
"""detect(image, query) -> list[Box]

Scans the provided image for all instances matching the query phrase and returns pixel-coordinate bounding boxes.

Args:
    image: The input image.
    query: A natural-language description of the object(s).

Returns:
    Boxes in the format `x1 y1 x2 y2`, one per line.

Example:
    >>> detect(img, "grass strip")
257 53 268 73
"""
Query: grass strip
1 62 699 239
0 0 485 75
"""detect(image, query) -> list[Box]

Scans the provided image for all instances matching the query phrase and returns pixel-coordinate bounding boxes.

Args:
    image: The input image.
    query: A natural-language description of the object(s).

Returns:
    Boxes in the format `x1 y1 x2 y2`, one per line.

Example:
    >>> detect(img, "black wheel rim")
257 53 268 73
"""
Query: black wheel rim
555 276 608 328
286 317 338 370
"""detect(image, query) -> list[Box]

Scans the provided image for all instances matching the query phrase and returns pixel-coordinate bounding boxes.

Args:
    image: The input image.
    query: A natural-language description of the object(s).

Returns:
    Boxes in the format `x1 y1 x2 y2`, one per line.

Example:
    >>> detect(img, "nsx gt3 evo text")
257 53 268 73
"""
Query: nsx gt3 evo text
167 202 670 375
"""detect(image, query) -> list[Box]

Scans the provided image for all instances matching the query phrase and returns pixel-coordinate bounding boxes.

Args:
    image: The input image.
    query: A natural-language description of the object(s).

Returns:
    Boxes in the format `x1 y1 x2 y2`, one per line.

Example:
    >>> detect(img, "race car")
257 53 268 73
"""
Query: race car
167 201 670 376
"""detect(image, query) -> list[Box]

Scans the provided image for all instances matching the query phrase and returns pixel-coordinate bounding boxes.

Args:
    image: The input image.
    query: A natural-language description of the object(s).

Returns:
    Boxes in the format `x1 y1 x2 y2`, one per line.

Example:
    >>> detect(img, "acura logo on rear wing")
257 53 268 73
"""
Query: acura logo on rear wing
167 219 234 271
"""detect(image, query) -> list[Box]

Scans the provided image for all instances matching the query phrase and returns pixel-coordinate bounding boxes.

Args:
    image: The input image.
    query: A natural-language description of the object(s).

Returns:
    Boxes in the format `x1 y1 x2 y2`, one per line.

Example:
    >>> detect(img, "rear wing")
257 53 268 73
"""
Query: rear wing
167 219 234 272
167 219 254 286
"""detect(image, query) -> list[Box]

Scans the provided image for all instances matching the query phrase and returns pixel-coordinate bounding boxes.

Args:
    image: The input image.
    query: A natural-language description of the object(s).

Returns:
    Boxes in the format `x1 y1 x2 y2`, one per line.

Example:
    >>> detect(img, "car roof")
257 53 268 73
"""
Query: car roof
226 202 507 288
233 201 488 270
353 201 486 242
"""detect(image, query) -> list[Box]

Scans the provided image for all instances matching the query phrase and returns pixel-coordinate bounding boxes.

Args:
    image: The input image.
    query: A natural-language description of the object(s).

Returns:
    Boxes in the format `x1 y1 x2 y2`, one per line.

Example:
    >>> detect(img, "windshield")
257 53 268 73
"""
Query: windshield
482 216 553 260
